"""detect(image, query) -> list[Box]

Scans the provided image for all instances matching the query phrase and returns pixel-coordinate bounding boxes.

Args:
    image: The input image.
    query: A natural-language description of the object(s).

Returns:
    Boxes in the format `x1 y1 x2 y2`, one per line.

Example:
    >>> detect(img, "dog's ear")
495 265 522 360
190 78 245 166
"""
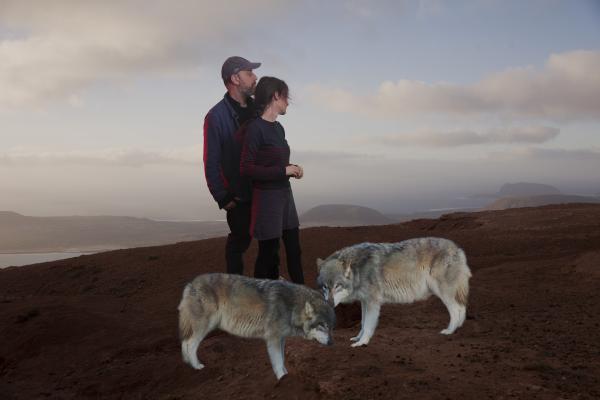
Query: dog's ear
316 258 324 272
343 261 353 279
335 258 353 279
304 301 315 319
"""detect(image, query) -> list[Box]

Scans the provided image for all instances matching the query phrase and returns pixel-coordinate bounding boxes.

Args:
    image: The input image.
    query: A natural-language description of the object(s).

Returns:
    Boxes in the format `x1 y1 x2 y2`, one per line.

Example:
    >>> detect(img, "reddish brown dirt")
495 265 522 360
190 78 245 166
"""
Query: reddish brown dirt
1 203 600 399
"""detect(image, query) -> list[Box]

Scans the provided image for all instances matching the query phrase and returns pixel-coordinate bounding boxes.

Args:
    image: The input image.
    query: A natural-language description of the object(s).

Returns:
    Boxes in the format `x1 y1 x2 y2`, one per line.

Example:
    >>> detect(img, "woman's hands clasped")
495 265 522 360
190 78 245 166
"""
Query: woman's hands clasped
285 164 304 179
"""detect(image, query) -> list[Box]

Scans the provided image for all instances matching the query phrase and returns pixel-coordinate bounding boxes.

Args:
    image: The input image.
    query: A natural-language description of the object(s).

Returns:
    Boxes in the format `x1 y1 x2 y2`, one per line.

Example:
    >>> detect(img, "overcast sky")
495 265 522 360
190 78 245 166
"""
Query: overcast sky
1 0 599 220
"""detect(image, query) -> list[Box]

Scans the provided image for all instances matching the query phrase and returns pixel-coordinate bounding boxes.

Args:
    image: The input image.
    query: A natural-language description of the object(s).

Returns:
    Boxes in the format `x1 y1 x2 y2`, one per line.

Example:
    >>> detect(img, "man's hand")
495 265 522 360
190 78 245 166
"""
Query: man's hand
223 200 237 210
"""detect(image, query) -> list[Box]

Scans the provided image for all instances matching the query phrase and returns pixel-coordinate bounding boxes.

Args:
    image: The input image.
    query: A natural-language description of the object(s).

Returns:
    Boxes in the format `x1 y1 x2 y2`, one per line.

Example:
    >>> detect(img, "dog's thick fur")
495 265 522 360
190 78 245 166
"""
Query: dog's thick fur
316 237 471 347
178 273 335 379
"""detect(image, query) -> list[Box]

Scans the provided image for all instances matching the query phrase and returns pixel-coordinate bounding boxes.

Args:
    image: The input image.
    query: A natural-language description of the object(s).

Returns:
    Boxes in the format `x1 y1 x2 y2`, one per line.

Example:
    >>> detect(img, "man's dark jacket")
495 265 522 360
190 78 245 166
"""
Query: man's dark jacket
203 94 252 209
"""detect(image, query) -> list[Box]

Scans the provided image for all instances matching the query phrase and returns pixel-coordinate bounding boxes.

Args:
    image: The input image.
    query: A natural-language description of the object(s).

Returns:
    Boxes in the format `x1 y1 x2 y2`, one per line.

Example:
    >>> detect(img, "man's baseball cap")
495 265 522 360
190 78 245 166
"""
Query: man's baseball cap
221 56 261 82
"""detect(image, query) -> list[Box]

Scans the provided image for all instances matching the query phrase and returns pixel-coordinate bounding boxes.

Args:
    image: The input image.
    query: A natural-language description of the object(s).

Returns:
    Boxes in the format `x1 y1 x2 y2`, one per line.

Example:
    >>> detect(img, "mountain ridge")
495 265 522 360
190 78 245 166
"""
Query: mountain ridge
300 204 392 226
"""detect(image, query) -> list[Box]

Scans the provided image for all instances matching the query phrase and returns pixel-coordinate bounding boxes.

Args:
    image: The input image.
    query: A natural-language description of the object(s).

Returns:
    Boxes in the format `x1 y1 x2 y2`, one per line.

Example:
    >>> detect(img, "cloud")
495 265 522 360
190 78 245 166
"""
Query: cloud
308 50 600 120
343 0 409 19
293 149 378 163
500 147 600 162
0 147 382 167
370 126 560 147
0 146 388 170
0 146 202 167
417 0 445 16
0 0 287 107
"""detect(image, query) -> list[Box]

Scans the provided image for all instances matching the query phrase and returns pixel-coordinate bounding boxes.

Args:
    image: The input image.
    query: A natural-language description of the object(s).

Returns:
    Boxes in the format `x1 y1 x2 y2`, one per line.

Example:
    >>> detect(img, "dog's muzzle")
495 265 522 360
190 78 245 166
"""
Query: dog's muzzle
327 289 335 306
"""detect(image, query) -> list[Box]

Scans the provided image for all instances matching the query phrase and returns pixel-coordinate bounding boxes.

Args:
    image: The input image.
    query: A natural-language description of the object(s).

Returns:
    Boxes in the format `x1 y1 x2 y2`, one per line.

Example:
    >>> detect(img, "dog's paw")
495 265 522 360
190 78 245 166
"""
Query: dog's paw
191 362 205 370
350 340 369 347
275 371 288 380
350 335 361 342
440 328 454 335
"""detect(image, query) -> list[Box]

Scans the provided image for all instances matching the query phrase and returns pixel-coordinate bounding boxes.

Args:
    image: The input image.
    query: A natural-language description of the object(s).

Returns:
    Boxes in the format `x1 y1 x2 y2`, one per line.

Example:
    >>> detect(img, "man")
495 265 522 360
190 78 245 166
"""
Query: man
203 56 261 274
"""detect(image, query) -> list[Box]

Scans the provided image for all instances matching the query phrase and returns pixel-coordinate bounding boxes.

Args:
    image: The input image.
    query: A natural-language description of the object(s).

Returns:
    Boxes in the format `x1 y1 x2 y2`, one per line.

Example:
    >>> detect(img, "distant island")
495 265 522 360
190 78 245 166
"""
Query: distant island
0 211 228 253
300 204 393 227
470 182 563 199
497 182 562 197
485 195 600 210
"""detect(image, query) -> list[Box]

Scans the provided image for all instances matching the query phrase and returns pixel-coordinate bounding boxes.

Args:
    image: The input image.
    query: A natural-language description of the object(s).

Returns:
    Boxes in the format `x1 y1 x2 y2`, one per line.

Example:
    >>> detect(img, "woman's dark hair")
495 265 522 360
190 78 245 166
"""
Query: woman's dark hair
254 76 289 117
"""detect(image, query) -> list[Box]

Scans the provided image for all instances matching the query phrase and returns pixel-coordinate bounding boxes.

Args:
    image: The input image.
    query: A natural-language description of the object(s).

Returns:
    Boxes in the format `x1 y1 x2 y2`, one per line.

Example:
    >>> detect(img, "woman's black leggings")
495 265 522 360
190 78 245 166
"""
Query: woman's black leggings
254 227 304 284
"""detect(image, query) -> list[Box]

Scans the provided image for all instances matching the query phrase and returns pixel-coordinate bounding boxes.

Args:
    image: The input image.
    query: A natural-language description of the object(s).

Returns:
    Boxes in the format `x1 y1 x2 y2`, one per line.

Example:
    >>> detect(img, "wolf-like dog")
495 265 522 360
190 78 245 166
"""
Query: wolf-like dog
178 273 335 379
316 237 471 347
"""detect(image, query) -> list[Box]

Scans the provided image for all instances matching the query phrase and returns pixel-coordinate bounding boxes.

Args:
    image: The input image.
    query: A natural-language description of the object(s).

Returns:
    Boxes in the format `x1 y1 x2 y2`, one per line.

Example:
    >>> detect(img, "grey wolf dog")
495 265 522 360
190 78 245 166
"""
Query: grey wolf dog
316 237 471 347
178 273 335 380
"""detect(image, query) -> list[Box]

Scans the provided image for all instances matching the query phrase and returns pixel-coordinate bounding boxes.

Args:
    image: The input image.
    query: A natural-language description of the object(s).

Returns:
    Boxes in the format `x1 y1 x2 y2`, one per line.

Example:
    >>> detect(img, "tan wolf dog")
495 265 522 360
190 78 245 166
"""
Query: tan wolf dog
178 273 335 379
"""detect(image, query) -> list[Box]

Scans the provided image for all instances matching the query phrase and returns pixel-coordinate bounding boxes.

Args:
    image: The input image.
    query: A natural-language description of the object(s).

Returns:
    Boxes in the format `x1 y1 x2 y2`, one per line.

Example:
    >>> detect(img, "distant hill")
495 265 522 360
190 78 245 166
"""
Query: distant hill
497 182 561 197
300 204 392 227
485 195 600 210
0 212 228 253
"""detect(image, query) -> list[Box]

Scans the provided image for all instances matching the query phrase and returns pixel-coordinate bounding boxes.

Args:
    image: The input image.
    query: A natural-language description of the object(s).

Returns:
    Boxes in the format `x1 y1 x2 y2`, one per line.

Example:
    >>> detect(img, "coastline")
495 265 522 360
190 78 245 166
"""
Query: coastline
0 249 108 255
0 251 101 269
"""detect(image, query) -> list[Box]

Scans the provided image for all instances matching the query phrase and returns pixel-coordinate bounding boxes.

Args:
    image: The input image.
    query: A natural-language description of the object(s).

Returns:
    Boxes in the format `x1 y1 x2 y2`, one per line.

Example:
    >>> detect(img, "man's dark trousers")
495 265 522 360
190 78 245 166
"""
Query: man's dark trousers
225 202 252 275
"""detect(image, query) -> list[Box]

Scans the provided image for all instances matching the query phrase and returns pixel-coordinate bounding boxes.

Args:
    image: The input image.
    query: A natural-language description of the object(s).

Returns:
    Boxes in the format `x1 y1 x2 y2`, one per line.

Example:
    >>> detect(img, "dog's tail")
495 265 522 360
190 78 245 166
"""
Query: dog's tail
178 284 195 341
454 249 471 306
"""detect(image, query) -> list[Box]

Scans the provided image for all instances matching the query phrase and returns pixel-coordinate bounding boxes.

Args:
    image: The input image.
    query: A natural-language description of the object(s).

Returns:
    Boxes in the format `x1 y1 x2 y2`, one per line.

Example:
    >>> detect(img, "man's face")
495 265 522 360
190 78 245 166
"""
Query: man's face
234 70 257 97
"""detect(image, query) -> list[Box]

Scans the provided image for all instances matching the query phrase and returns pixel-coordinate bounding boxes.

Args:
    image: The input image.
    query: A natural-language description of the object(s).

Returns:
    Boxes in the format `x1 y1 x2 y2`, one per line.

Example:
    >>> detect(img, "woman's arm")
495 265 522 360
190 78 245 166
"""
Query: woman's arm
240 124 287 180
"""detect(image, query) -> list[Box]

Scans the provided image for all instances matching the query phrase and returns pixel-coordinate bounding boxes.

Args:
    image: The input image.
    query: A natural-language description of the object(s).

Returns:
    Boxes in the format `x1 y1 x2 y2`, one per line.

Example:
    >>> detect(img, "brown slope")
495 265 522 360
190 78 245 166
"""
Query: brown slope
1 203 600 399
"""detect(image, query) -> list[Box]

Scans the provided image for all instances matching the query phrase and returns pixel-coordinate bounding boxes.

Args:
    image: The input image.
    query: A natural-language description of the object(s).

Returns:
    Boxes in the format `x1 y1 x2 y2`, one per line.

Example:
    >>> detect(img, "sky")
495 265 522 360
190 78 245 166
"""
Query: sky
1 0 599 220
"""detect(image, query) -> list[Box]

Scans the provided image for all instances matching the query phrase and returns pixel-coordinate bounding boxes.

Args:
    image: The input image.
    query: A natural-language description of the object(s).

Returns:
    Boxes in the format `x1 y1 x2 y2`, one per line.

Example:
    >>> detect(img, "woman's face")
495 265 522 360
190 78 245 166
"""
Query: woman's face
274 92 289 115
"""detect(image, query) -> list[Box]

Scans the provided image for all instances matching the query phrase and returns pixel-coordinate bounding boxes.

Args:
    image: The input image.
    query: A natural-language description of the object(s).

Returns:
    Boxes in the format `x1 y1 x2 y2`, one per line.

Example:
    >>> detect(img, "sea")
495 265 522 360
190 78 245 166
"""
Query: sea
0 252 92 269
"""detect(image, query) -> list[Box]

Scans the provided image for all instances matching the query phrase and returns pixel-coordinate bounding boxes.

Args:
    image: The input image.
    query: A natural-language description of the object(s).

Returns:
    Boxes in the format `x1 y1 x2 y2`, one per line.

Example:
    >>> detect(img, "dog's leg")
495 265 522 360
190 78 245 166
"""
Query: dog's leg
350 301 366 342
182 318 215 370
428 279 463 334
351 302 381 347
457 304 467 328
439 296 463 335
266 337 287 380
279 338 288 376
182 332 207 369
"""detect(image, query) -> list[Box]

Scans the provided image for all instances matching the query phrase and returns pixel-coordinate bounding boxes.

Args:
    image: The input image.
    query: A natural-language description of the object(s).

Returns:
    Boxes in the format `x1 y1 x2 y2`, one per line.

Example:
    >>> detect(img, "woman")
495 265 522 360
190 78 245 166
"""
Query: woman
240 76 304 283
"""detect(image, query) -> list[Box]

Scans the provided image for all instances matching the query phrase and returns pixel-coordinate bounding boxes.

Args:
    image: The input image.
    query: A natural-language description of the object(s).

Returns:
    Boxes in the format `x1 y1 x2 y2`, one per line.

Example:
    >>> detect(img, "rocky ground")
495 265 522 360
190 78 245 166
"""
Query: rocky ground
1 203 599 399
